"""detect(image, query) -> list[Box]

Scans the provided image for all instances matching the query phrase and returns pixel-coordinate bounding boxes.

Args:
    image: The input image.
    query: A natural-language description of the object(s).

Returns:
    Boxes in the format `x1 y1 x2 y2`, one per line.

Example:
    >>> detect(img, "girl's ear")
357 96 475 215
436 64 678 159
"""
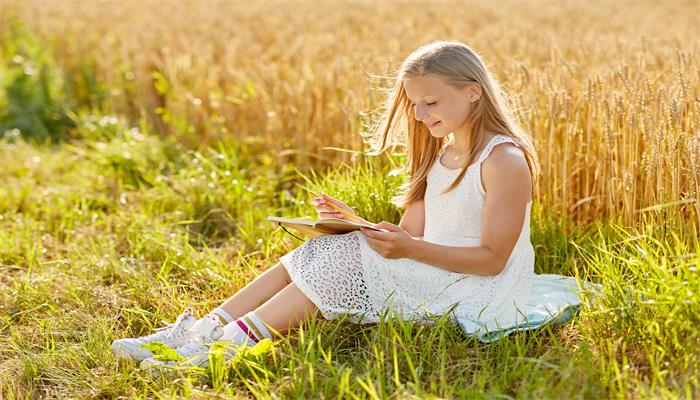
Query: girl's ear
466 83 482 103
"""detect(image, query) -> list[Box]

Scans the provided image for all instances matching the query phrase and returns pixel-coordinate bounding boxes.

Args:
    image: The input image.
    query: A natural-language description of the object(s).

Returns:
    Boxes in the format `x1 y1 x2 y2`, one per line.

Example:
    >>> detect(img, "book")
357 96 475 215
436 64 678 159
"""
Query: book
267 216 384 237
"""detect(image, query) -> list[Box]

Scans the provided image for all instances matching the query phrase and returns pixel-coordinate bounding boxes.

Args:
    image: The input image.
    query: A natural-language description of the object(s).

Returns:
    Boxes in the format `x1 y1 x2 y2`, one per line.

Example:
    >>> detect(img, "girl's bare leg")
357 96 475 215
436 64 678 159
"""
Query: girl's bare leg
253 282 323 337
215 261 293 320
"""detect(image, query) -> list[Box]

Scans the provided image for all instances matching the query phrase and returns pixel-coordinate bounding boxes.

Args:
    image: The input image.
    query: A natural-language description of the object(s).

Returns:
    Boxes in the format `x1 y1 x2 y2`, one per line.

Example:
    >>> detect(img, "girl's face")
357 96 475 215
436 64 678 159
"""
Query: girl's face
403 74 481 140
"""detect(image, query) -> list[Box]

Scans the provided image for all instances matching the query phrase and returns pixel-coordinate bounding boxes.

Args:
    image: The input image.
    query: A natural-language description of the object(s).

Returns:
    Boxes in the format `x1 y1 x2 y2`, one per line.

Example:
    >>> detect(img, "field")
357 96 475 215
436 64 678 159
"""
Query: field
0 0 698 398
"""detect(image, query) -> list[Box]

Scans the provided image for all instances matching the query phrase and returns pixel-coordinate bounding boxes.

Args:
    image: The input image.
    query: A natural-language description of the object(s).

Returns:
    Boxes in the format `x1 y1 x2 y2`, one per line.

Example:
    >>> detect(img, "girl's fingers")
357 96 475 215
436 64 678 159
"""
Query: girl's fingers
323 195 346 207
313 198 334 208
319 212 344 219
315 197 354 216
317 195 352 213
320 206 352 215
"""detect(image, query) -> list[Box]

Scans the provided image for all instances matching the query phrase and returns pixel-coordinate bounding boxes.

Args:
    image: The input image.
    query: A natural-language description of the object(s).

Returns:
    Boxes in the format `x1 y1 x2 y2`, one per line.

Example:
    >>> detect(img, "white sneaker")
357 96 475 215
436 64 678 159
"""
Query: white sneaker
111 307 197 361
140 315 232 371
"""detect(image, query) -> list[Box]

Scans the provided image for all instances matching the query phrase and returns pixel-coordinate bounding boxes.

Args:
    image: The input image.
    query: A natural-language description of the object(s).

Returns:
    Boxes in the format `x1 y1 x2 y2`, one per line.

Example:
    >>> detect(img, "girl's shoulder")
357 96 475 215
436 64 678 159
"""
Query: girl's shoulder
477 133 520 160
481 133 527 168
480 134 532 199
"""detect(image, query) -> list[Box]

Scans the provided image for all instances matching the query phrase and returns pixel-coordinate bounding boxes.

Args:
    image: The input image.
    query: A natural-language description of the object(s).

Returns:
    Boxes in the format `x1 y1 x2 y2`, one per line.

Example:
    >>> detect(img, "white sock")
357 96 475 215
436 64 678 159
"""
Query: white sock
210 307 234 324
190 308 234 335
221 311 274 347
246 311 275 340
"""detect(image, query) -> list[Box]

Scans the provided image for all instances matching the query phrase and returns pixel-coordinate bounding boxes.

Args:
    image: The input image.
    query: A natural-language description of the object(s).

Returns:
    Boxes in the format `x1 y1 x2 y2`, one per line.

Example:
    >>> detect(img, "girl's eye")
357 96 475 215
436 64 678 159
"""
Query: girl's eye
411 102 437 106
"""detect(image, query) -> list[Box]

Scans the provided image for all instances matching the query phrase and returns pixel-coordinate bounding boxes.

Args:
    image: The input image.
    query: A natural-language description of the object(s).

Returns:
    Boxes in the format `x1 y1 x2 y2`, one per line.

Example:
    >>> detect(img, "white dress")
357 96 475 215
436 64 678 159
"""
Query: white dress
280 134 534 331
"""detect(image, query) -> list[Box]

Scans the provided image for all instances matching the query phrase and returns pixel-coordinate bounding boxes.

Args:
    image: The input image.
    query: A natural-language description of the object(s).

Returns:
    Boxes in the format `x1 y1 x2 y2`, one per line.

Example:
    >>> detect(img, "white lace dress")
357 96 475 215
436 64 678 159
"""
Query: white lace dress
280 134 534 331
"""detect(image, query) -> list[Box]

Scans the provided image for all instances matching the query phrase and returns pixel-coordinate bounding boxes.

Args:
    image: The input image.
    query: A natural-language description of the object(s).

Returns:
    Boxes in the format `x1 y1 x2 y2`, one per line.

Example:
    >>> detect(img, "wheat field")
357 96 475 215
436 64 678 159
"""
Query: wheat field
3 0 698 233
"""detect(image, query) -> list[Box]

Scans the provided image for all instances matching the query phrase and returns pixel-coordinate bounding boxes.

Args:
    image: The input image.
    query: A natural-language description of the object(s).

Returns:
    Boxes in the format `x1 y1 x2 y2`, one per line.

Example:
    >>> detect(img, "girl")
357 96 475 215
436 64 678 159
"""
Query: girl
111 40 539 369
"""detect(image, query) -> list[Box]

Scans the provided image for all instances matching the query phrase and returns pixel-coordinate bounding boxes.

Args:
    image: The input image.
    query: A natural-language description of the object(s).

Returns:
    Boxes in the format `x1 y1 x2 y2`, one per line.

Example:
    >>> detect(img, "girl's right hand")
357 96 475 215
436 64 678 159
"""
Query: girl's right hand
311 193 359 221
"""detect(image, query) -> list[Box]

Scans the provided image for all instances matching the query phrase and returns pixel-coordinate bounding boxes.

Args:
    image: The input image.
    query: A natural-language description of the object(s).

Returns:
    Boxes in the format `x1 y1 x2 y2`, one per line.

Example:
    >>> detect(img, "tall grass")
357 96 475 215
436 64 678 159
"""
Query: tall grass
0 20 77 143
0 127 697 398
1 0 698 233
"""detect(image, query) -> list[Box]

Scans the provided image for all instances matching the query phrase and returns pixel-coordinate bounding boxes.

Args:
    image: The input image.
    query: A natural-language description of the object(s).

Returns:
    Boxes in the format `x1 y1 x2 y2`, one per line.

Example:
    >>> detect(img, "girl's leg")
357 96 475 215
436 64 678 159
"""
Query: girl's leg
215 261 293 320
252 282 323 337
112 262 300 362
142 282 322 368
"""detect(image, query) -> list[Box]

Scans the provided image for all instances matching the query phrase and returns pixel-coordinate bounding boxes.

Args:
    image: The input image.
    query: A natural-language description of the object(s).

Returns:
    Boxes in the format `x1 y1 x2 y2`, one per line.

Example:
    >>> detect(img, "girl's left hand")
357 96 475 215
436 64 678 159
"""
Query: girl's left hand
360 221 414 259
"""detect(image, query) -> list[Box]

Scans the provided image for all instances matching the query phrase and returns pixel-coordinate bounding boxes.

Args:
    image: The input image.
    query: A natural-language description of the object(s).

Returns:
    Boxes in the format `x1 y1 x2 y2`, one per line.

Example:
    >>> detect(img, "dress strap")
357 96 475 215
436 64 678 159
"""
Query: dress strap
476 135 520 165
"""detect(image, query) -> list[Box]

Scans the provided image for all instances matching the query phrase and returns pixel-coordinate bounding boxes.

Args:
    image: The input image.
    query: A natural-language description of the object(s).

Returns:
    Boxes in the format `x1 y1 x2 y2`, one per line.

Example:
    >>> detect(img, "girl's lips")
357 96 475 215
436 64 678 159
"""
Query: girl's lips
427 121 441 128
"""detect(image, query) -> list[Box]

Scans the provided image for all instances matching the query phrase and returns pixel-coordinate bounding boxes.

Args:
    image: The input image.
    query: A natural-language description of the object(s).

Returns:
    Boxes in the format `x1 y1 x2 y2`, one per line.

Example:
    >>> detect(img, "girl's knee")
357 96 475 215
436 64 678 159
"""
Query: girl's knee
278 262 293 285
270 261 293 285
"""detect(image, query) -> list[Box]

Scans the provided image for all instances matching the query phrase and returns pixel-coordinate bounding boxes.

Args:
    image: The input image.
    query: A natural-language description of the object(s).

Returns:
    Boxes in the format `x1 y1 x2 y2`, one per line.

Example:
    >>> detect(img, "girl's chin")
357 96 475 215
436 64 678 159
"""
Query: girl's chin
428 129 449 138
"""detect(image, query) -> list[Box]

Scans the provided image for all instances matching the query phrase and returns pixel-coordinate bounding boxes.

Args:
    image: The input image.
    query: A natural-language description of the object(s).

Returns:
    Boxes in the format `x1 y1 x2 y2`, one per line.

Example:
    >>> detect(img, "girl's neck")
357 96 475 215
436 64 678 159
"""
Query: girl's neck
447 131 499 156
450 136 469 153
448 131 472 153
450 122 477 152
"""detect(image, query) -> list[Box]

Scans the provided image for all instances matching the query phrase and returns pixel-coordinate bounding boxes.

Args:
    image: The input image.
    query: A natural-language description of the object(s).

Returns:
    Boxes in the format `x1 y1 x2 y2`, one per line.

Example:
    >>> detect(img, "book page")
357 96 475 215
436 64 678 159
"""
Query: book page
267 215 382 237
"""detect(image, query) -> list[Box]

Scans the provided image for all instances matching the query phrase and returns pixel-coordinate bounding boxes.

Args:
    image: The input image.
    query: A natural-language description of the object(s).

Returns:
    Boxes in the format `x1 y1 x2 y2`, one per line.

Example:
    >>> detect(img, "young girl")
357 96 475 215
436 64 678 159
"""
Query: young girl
111 40 540 369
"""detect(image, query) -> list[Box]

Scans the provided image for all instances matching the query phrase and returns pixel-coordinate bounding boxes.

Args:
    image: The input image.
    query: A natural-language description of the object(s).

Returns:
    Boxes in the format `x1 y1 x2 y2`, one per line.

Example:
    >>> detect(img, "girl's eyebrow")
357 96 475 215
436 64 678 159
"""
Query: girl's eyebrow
407 94 437 103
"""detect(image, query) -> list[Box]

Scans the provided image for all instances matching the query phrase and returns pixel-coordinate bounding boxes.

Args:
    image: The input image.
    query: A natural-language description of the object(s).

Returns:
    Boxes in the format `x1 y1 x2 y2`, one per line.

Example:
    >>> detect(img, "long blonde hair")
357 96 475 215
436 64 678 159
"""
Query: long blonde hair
361 40 540 208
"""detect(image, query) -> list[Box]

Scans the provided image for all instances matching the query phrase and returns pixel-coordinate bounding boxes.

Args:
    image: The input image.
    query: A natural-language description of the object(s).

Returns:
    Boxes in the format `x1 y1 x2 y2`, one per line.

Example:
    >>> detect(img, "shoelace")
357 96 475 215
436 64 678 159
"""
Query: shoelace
176 339 209 357
176 330 222 357
176 319 223 358
141 307 194 341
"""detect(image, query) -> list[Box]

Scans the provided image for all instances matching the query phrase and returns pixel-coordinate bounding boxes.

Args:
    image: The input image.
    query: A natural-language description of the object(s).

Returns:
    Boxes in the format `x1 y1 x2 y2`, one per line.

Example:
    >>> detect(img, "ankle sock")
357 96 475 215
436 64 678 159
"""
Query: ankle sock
221 311 275 347
210 307 234 325
190 307 234 335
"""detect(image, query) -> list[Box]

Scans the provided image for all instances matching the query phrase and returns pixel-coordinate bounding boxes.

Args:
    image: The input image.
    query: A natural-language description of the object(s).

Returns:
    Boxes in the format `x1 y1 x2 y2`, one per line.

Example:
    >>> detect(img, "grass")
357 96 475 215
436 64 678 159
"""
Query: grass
0 127 698 398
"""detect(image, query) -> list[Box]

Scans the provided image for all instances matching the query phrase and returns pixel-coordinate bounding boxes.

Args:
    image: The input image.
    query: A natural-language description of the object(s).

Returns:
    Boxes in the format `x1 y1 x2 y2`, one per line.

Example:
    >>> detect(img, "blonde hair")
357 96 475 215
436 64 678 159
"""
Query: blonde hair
361 40 540 208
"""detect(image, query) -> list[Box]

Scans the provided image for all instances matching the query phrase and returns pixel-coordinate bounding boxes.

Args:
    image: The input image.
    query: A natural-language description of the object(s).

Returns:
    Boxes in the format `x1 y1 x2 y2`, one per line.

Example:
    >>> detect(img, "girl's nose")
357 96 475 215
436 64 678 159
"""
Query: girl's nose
414 104 428 121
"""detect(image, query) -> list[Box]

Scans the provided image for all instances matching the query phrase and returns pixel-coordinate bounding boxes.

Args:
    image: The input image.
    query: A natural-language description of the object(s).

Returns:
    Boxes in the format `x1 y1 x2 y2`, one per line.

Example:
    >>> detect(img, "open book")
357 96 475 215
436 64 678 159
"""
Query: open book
267 216 384 237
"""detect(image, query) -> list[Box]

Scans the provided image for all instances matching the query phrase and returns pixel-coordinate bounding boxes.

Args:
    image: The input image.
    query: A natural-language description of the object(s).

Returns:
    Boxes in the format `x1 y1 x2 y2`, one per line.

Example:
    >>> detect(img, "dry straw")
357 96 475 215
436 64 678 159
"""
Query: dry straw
4 0 698 233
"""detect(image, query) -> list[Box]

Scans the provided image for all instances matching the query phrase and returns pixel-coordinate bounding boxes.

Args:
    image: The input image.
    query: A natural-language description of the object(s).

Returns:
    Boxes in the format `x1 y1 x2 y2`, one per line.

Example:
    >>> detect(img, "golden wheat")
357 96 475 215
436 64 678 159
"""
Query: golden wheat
2 0 698 232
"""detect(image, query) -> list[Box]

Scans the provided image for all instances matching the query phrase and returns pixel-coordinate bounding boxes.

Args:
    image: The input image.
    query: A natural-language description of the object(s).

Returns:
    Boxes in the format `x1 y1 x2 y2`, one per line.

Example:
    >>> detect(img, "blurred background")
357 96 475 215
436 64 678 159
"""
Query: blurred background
1 0 698 234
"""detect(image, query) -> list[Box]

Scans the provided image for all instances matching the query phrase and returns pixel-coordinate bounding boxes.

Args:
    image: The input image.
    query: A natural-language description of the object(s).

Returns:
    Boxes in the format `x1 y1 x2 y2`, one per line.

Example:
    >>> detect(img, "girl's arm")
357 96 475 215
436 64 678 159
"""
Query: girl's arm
362 143 532 275
399 199 425 238
387 143 532 276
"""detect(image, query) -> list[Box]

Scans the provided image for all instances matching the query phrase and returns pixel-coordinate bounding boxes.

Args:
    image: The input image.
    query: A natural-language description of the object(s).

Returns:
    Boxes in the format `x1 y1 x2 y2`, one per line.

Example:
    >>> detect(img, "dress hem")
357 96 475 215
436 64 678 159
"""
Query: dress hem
280 250 378 324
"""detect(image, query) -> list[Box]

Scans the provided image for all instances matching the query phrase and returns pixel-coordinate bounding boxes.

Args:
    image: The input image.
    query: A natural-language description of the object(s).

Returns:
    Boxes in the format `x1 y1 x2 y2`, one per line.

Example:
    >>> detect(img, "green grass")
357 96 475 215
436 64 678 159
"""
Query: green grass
0 124 698 399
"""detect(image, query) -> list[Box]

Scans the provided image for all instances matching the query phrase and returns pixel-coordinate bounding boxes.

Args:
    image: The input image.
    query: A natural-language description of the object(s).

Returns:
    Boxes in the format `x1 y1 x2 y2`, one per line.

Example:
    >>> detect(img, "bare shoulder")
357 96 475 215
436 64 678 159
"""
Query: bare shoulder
481 142 532 201
485 141 528 167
